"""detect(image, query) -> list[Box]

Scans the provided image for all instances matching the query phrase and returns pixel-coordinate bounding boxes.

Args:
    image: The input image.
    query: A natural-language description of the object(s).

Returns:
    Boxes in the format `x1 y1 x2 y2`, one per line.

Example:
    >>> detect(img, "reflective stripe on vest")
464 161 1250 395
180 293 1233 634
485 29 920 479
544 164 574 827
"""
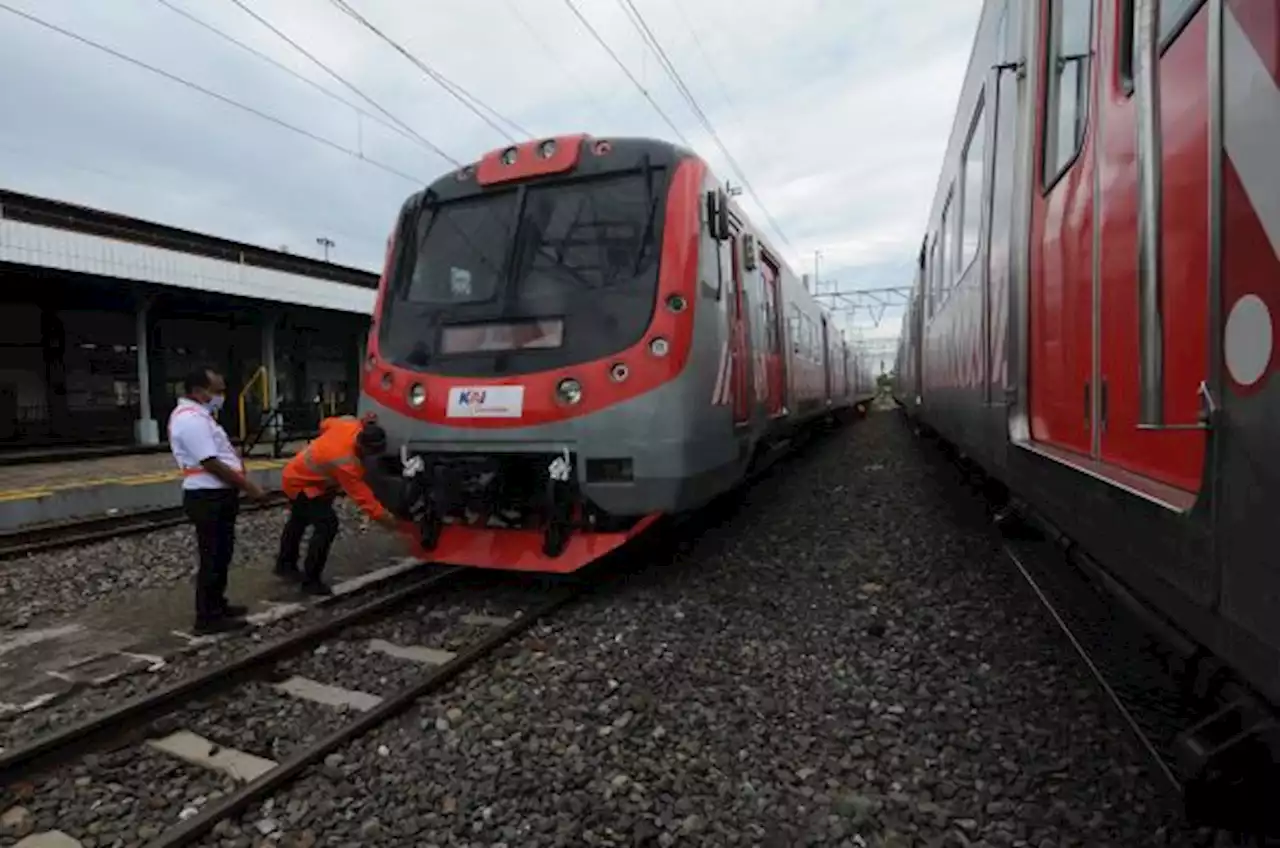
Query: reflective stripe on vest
299 447 358 478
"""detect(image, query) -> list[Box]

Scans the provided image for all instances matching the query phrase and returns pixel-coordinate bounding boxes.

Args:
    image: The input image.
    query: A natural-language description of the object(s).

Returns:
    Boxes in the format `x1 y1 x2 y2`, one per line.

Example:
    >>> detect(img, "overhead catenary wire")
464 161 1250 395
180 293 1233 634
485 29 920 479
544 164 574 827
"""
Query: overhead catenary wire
614 0 794 253
223 0 460 167
151 0 423 152
0 2 433 184
667 0 756 149
503 0 613 124
560 0 691 147
326 0 532 144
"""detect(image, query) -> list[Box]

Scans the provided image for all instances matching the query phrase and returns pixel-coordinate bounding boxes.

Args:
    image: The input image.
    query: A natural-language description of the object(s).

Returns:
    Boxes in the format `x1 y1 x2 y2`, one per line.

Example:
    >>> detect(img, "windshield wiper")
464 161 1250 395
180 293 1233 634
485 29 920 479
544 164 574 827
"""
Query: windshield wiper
633 156 657 276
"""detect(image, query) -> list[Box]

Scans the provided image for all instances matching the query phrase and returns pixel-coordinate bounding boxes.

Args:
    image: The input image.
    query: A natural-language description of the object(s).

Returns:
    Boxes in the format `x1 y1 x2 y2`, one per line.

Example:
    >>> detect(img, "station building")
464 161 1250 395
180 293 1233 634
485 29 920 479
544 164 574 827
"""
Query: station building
0 188 378 454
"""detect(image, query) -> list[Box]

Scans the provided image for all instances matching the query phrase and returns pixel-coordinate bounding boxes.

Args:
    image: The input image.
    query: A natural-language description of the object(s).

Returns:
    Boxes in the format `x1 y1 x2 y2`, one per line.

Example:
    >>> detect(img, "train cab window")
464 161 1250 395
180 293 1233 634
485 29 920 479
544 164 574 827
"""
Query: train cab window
1118 0 1205 93
1043 0 1094 186
959 97 986 274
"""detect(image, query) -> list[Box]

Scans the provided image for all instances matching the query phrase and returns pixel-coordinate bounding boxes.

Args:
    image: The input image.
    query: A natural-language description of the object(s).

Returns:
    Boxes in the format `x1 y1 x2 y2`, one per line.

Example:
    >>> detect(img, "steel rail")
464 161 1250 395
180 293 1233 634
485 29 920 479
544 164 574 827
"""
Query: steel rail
0 564 465 785
0 494 289 560
145 581 584 848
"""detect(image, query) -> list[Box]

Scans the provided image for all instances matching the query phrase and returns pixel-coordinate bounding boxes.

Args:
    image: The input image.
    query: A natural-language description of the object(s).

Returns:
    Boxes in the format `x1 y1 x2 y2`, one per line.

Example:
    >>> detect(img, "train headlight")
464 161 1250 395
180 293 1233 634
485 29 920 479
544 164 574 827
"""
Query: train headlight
365 355 377 372
556 378 583 405
609 362 629 382
649 337 670 358
665 294 687 313
408 383 427 407
500 146 518 166
538 139 557 159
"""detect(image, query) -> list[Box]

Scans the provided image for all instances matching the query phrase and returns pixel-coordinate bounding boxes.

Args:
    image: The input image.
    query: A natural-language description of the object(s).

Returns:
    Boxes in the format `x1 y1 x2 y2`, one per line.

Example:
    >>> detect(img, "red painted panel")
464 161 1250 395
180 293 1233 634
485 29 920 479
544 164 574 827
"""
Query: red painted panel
364 157 705 428
400 513 661 573
1028 0 1095 456
1097 9 1208 492
1228 0 1279 87
1222 159 1280 396
476 134 586 186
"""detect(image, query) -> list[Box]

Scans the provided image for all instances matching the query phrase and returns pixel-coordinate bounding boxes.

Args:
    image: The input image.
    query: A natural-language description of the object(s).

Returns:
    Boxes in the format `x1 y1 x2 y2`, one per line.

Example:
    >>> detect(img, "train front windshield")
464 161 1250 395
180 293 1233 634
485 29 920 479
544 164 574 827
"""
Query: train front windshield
378 167 667 377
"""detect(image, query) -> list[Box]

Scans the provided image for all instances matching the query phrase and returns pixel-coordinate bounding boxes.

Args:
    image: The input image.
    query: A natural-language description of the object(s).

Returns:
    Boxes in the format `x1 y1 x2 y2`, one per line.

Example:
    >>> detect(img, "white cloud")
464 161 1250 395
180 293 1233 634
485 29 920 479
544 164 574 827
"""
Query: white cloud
0 0 981 338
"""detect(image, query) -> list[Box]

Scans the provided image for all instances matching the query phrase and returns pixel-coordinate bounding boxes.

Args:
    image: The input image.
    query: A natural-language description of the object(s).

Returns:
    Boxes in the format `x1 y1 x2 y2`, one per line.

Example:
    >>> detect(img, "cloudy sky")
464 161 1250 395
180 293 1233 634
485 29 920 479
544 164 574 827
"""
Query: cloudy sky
0 0 981 342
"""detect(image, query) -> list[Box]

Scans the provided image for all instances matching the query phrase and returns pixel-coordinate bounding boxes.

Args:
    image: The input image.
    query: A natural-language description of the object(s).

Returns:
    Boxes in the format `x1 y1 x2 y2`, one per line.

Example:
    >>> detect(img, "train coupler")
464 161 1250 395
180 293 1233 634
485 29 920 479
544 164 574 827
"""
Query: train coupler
542 448 575 558
400 449 444 551
1174 694 1280 836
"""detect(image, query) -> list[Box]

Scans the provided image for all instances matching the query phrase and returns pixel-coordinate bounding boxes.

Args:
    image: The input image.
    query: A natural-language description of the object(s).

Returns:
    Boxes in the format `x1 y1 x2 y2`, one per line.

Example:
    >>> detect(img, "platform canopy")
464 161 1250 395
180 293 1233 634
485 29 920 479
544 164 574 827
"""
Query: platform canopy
0 189 378 315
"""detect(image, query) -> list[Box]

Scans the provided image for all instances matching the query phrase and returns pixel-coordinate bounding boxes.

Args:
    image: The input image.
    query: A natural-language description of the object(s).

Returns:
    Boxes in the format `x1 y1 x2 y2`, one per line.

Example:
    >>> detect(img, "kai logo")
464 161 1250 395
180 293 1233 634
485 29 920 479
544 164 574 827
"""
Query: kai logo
447 385 524 419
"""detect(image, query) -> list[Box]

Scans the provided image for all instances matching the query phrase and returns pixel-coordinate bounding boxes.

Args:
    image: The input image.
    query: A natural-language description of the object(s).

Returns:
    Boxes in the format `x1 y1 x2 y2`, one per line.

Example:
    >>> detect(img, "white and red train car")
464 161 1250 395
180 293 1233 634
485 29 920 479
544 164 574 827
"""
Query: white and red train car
360 134 875 574
894 0 1279 825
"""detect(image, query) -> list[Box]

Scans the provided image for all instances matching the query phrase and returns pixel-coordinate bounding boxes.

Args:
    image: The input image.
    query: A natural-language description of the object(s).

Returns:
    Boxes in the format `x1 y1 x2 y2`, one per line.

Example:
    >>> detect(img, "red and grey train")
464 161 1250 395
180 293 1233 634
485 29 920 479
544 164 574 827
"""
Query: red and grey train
360 134 876 573
894 0 1279 820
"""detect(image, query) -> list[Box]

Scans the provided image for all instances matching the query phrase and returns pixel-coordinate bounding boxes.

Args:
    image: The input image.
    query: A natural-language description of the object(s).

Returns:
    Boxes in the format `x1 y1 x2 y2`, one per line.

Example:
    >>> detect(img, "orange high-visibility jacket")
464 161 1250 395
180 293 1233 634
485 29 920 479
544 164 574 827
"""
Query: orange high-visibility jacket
282 417 388 521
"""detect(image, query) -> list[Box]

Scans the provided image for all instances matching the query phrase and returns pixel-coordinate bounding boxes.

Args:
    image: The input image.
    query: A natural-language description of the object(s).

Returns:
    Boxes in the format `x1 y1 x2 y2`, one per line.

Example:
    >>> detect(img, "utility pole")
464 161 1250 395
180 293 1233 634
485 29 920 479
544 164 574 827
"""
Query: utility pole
813 250 822 297
316 236 335 262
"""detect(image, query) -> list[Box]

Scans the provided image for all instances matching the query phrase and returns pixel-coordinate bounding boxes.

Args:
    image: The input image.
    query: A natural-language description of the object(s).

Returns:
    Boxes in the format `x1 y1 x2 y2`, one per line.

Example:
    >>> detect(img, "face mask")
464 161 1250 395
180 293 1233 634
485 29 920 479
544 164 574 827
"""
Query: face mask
205 394 226 414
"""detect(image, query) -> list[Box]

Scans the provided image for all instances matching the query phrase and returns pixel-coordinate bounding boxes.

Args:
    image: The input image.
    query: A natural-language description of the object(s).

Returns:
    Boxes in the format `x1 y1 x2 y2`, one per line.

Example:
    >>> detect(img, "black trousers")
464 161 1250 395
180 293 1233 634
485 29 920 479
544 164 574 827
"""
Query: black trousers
182 488 240 622
276 491 340 581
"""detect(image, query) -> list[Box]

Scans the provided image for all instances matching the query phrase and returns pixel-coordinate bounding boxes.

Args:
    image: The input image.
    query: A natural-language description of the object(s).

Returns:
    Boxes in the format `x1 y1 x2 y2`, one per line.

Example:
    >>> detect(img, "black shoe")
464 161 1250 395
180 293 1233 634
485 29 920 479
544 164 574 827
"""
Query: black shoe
221 603 249 618
193 616 249 636
274 566 302 582
300 580 333 597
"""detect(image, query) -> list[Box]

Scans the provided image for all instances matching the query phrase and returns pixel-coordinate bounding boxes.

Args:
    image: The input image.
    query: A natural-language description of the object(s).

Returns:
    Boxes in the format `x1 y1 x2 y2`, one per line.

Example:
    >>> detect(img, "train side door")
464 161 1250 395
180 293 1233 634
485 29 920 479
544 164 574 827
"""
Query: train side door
986 0 1022 405
759 258 786 416
728 234 752 426
1027 0 1096 457
820 316 833 402
1093 0 1209 494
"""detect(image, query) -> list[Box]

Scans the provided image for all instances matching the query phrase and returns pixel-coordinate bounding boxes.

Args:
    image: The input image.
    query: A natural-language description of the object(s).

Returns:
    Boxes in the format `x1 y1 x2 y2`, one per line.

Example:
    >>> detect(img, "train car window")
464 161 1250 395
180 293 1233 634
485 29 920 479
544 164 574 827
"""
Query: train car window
960 97 986 274
1117 0 1206 93
939 189 954 301
927 236 939 318
1043 0 1094 187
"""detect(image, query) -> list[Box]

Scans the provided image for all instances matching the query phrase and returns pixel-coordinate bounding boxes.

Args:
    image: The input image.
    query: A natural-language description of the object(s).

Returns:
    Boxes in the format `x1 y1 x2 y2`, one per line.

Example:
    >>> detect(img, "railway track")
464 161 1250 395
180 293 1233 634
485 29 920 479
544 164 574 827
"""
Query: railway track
917 423 1278 845
0 560 590 847
0 494 289 560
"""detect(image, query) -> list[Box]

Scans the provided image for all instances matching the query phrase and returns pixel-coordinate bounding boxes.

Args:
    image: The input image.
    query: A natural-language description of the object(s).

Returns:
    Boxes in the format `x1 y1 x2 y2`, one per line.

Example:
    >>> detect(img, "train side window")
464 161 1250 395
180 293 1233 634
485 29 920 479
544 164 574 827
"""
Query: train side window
959 95 986 275
1117 0 1205 94
927 236 939 318
1043 0 1094 187
939 189 954 302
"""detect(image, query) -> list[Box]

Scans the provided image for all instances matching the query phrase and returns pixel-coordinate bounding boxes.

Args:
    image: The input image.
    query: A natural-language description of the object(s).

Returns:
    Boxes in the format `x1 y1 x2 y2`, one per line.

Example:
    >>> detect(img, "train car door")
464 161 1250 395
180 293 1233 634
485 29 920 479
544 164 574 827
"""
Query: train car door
1027 0 1097 457
728 234 752 426
985 0 1022 406
820 316 832 402
759 258 786 416
1093 0 1209 494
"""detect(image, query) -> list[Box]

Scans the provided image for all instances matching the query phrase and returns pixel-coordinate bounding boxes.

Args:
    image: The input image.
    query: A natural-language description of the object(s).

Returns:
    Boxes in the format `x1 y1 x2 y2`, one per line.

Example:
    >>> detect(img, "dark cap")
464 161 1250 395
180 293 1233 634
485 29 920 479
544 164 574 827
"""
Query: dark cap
356 421 388 454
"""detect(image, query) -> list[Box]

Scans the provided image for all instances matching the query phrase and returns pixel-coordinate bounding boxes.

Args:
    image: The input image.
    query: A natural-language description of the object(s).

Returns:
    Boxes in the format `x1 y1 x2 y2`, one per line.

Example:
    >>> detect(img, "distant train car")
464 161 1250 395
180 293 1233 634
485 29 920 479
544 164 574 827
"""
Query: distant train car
894 0 1279 826
360 134 865 573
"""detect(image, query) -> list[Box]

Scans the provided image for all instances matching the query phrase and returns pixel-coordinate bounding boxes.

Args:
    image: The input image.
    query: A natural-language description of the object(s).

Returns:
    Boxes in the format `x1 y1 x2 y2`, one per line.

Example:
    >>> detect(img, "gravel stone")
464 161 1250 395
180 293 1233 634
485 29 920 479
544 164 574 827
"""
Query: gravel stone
186 412 1222 847
0 499 393 628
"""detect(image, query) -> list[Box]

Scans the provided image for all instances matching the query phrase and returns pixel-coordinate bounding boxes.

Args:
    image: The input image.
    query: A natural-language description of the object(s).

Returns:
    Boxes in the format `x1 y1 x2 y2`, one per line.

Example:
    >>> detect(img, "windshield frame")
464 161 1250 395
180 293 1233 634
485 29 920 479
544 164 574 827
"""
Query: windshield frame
379 161 671 377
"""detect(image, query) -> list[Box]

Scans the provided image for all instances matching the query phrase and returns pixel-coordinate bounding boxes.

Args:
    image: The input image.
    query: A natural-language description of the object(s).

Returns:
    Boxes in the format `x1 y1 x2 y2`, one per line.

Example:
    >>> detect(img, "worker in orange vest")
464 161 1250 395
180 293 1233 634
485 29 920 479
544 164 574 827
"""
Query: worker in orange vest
274 415 398 595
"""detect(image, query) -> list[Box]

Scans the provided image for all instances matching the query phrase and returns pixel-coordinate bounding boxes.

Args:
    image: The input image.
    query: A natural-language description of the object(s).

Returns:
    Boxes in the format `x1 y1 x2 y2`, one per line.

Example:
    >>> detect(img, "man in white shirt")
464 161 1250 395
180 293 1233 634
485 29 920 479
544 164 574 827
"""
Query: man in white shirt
168 366 266 634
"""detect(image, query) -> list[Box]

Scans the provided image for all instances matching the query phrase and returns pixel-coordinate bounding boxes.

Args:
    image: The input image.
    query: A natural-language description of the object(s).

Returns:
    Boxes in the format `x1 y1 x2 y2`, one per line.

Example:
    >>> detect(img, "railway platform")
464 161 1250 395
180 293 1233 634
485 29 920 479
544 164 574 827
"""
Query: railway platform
0 442 308 534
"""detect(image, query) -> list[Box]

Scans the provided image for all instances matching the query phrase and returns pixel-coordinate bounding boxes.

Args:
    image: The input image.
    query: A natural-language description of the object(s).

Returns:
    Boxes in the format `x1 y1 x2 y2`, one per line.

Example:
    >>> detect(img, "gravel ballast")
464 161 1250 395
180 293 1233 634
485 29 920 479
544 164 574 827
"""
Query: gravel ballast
0 499 399 628
186 411 1212 847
